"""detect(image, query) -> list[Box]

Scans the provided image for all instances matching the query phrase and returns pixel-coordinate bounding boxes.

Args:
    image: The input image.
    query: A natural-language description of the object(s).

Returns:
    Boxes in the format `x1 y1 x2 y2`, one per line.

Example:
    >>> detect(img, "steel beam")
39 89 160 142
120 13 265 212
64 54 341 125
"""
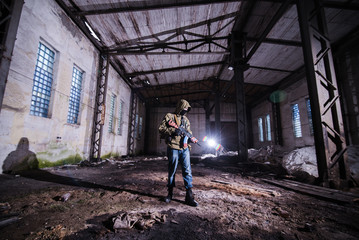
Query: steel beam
0 0 24 112
246 0 294 61
90 55 110 161
127 61 225 78
215 78 221 147
230 32 249 161
297 0 350 188
127 90 138 156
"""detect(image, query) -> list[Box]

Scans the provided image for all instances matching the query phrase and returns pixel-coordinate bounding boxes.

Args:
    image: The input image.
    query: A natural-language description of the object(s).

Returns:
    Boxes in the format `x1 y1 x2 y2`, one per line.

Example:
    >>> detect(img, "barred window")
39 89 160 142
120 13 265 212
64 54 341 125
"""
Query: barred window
258 117 264 142
134 114 139 138
67 66 83 124
117 100 124 135
108 94 116 133
30 42 55 117
265 114 272 141
138 117 143 139
306 98 314 135
291 103 302 138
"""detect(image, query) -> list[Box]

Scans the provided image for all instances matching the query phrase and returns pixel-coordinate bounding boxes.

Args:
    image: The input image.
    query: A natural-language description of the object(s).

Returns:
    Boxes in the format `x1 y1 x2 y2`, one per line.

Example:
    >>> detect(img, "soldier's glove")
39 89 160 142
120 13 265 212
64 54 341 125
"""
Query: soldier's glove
190 137 199 143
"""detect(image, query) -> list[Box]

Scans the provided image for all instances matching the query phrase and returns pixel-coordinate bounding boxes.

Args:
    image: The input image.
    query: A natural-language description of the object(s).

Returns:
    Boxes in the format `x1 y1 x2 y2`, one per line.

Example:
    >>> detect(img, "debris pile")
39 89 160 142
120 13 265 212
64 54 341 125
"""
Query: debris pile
112 211 167 231
282 146 318 183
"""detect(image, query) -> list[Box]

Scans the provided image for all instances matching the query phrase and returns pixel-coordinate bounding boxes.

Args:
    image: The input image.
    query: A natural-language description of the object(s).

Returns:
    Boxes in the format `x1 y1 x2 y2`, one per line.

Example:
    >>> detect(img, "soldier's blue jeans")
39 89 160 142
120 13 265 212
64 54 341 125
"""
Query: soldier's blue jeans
167 147 193 189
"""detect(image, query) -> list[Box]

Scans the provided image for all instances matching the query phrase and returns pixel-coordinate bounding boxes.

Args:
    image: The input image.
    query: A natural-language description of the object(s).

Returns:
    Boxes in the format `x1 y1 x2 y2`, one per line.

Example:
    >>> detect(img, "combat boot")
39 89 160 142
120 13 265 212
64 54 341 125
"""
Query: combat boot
185 188 198 207
165 187 173 203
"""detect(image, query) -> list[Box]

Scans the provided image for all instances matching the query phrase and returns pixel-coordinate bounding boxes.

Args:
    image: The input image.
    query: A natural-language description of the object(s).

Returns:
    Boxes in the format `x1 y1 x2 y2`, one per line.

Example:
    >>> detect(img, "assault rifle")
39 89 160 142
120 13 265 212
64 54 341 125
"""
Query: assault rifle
168 119 201 147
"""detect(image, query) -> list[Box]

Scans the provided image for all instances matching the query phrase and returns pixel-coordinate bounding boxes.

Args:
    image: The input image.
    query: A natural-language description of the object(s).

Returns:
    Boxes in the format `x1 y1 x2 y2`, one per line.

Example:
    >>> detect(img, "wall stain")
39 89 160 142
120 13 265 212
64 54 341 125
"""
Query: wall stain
52 9 83 41
2 104 26 112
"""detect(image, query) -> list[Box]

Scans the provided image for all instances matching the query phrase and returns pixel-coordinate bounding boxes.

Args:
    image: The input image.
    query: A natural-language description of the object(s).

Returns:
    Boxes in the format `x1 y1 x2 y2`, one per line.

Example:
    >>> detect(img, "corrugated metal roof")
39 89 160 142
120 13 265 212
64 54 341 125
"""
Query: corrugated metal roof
56 0 359 107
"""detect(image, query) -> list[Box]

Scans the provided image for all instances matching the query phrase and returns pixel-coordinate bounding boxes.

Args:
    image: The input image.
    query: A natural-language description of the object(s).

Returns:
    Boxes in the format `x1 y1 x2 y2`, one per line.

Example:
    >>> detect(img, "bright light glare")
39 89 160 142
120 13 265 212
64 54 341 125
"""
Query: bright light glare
207 139 216 147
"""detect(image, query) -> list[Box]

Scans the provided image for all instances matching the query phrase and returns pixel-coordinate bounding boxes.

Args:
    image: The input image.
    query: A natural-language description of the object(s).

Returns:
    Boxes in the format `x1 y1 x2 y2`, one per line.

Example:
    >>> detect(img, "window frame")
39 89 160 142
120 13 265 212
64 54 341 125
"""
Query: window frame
258 117 264 142
291 103 303 138
30 42 56 118
117 99 124 135
306 98 314 135
265 114 272 141
67 65 84 124
108 94 116 133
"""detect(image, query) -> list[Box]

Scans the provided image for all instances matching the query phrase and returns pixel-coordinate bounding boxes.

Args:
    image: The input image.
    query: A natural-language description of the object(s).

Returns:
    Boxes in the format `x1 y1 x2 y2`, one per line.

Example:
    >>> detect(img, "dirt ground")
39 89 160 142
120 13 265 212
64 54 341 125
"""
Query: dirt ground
0 155 359 240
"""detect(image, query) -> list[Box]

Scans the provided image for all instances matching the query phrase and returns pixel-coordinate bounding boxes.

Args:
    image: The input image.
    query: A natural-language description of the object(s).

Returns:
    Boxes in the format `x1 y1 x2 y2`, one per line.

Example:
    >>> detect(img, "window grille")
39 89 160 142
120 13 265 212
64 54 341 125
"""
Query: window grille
30 42 55 117
265 114 272 141
108 94 116 133
138 117 143 139
258 117 264 142
117 100 124 135
67 66 83 124
134 114 138 138
291 103 302 138
306 98 314 135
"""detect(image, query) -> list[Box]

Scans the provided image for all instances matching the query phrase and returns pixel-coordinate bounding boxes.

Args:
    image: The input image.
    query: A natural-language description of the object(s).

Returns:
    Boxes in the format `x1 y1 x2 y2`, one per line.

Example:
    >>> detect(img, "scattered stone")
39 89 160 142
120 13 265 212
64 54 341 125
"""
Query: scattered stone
61 193 71 202
0 202 11 213
112 211 167 231
0 216 21 229
298 223 315 232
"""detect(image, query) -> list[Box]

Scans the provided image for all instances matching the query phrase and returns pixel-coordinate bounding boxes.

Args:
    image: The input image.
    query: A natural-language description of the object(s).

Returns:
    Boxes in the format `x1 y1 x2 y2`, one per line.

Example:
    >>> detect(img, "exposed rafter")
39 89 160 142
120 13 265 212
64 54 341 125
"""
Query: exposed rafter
72 0 291 16
127 61 225 78
246 0 294 61
322 1 359 11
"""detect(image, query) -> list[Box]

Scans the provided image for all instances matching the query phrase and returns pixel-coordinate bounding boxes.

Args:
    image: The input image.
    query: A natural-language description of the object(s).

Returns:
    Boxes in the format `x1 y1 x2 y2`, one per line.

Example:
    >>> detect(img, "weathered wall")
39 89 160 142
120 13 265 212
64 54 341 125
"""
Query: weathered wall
0 0 134 168
251 77 314 152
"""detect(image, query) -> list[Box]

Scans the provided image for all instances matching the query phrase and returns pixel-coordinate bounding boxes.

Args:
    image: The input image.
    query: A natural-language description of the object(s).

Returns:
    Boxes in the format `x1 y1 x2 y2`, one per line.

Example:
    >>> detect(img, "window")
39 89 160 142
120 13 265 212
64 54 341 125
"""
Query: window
67 66 83 124
134 114 139 138
30 42 55 117
258 117 264 142
138 117 143 139
291 103 302 138
265 114 272 141
108 94 116 133
306 98 314 135
117 100 124 135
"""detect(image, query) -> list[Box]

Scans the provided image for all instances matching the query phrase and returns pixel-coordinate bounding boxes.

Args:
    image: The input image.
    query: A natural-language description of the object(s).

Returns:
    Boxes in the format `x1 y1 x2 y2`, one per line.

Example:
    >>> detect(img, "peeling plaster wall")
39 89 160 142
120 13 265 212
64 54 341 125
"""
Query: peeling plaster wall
0 0 98 167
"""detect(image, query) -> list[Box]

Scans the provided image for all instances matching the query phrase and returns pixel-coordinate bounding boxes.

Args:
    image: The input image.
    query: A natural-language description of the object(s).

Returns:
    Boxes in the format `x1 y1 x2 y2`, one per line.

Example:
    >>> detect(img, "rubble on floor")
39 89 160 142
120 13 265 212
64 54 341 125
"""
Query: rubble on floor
0 155 358 240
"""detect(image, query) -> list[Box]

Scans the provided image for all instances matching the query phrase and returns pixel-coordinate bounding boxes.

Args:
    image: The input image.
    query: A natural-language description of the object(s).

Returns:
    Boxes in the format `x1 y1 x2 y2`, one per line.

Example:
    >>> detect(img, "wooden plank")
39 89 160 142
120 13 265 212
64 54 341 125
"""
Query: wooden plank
263 179 359 204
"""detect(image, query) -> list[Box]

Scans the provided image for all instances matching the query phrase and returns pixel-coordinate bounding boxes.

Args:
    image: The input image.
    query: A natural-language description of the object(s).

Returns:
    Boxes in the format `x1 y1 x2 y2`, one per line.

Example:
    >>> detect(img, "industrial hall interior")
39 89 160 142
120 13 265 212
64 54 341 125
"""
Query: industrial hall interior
1 0 359 239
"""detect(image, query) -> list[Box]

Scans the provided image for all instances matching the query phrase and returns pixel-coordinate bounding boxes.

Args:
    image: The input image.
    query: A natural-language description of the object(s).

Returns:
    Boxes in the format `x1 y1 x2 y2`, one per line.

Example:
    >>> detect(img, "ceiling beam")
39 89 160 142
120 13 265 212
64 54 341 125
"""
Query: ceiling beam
246 37 302 47
146 90 212 99
106 36 300 56
134 78 215 90
217 0 257 90
109 51 229 56
73 0 290 16
250 65 294 73
322 1 359 11
127 61 225 77
246 0 294 61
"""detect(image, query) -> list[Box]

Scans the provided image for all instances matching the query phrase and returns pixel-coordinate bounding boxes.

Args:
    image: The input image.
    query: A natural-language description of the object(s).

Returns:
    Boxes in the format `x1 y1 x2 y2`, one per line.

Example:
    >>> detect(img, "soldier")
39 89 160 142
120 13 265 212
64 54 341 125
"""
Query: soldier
158 99 198 207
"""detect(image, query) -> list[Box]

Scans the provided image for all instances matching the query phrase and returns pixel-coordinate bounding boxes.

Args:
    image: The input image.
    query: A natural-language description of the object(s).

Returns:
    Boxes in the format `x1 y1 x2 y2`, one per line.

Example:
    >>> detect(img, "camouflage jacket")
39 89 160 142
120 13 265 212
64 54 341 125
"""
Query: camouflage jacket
158 99 192 150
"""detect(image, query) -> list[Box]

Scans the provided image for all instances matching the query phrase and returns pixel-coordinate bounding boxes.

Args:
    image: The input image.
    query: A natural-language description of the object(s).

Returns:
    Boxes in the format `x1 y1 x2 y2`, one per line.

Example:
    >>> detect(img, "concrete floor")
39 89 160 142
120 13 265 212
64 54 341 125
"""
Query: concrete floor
0 156 359 240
